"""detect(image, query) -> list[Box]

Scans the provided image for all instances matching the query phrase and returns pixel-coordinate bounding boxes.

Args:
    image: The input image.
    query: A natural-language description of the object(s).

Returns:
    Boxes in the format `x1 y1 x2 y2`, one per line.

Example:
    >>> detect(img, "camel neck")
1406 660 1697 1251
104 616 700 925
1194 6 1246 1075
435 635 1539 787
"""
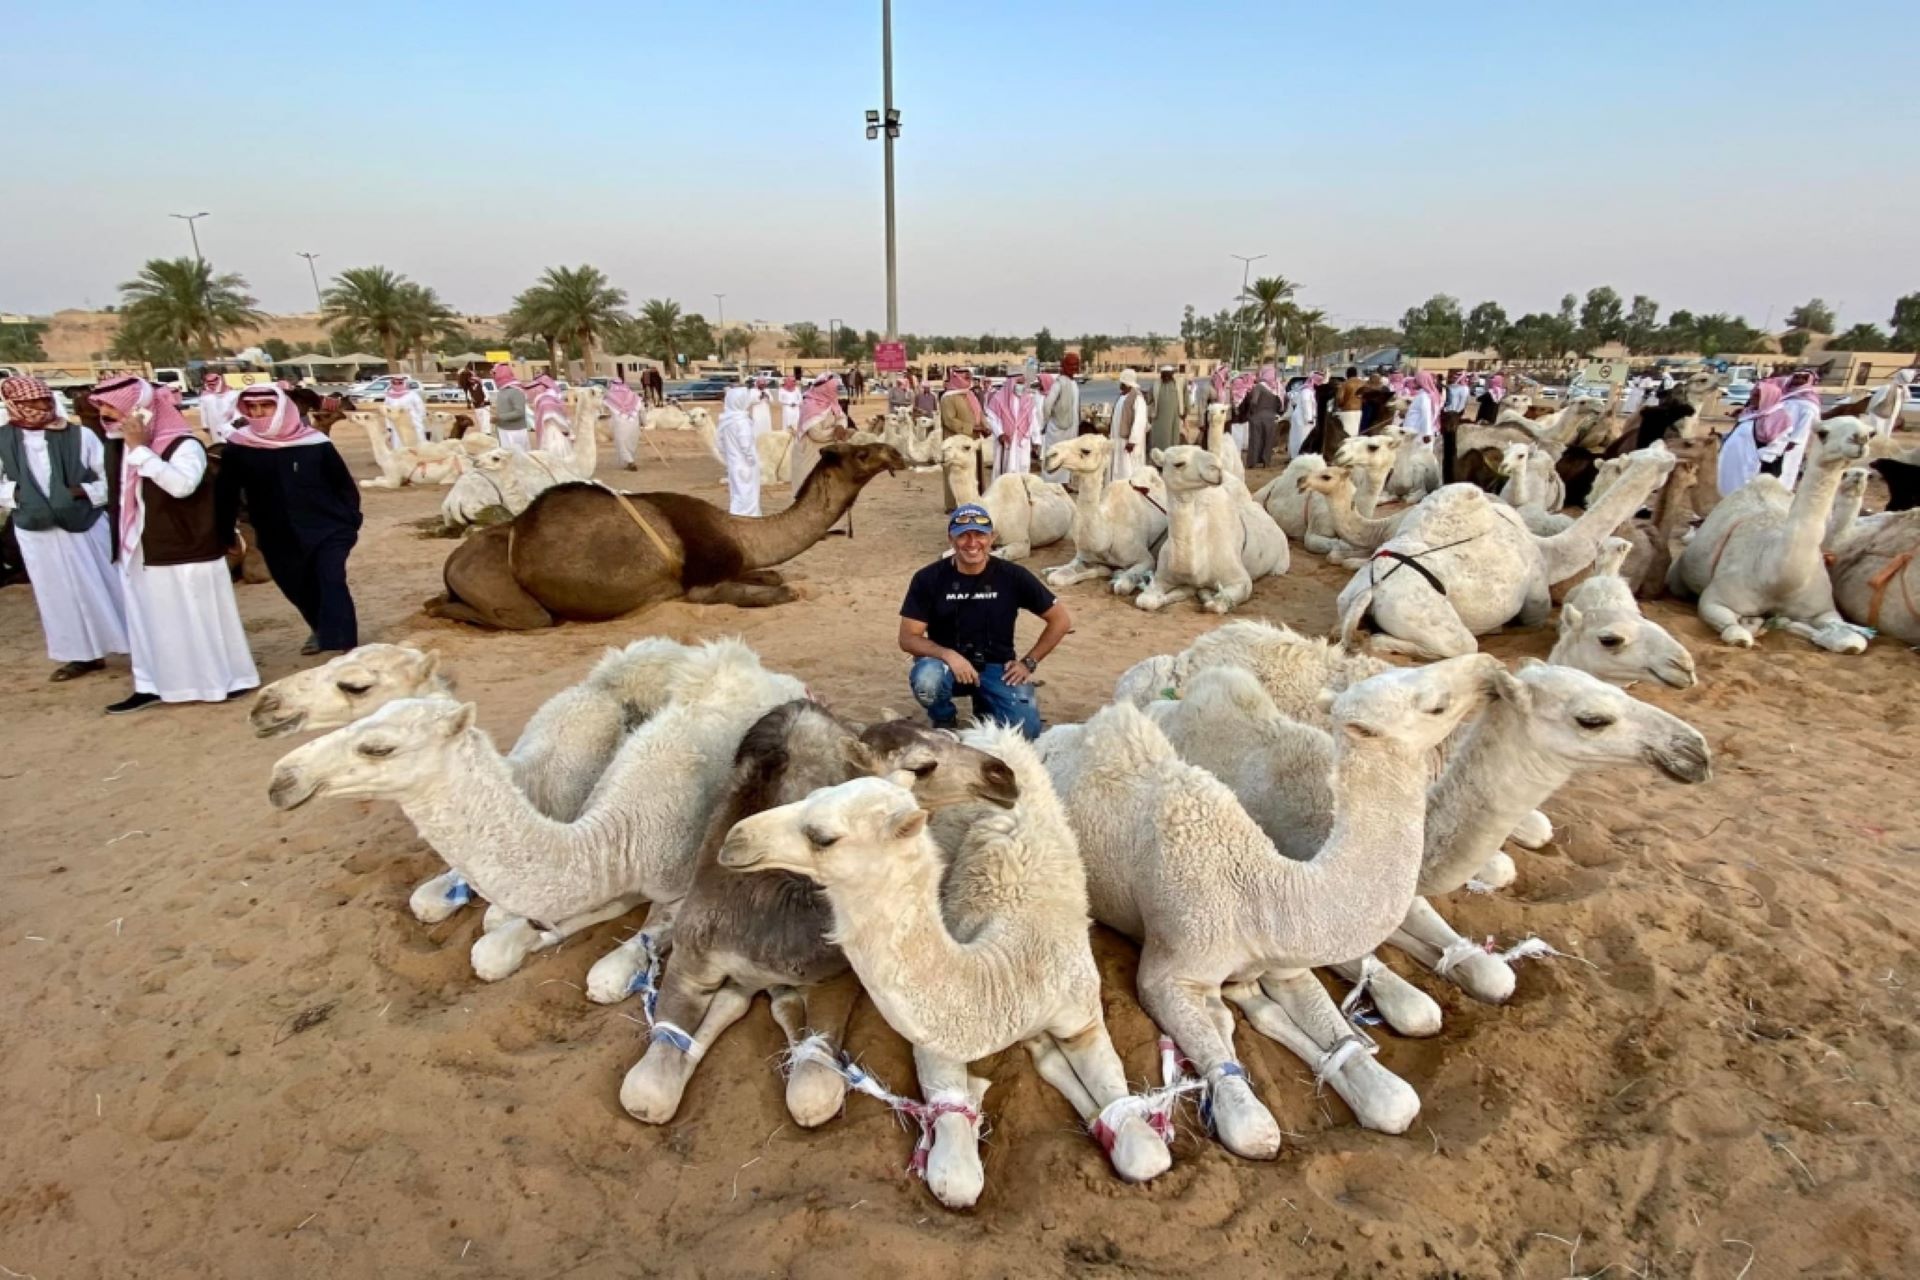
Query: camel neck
737 473 861 570
1540 459 1662 582
946 459 982 507
1418 700 1567 895
1777 457 1846 575
1352 465 1388 518
1327 482 1394 546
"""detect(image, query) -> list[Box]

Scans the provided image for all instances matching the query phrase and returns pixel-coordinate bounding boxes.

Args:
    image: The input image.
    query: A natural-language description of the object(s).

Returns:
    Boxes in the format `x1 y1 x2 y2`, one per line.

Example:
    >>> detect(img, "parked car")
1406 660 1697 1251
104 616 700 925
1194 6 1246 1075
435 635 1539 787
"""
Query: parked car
348 375 425 398
666 378 735 404
1567 381 1611 402
1722 380 1755 409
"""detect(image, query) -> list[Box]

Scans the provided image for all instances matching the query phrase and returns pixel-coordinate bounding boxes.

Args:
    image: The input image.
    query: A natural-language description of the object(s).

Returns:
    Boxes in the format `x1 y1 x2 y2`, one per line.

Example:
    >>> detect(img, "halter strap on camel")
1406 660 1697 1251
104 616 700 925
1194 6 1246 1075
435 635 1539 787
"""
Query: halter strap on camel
1367 532 1482 597
607 488 681 568
1866 550 1915 630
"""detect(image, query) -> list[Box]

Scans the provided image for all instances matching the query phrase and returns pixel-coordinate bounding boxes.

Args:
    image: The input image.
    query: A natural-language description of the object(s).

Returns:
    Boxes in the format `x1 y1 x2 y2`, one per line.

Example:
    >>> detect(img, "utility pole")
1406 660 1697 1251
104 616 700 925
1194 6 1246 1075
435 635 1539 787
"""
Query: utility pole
296 252 336 356
1229 253 1266 371
866 0 902 339
830 318 843 361
714 293 727 362
171 211 210 262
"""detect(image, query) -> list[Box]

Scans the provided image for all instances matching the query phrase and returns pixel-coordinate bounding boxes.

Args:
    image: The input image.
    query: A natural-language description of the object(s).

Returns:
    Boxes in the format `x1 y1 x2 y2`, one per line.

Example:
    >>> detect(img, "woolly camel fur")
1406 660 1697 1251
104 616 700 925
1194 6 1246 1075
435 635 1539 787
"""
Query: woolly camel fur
426 443 907 630
1826 499 1920 645
621 703 1019 1128
1381 425 1442 503
1038 659 1501 1152
440 448 576 529
1496 442 1571 530
268 640 805 987
718 726 1175 1209
1337 445 1676 660
938 435 1073 560
1668 416 1872 652
1127 445 1288 613
1202 403 1245 481
1040 435 1168 592
355 411 487 489
1549 538 1697 688
1143 661 1708 1028
1295 464 1403 567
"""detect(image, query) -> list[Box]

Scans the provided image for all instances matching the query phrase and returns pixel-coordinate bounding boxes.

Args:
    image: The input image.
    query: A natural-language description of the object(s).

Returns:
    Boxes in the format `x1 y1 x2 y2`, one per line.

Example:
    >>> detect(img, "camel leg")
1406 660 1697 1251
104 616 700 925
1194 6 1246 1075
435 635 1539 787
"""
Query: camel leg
1386 896 1516 1004
409 869 474 923
468 895 642 983
1111 559 1157 596
1509 809 1553 849
772 970 861 1128
1044 558 1111 588
1472 851 1519 888
618 956 748 1124
584 901 680 1004
1516 574 1552 627
1696 589 1757 648
682 581 797 607
1236 969 1420 1133
1136 951 1279 1160
912 1047 990 1210
1328 957 1443 1037
1799 610 1869 654
1134 580 1193 612
1038 1019 1172 1185
1367 590 1479 661
732 568 785 587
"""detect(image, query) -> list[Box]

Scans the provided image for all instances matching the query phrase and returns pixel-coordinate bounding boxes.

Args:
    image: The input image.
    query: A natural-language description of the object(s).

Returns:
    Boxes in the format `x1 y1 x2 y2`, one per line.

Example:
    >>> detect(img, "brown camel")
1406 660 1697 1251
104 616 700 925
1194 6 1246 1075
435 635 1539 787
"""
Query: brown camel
425 443 907 630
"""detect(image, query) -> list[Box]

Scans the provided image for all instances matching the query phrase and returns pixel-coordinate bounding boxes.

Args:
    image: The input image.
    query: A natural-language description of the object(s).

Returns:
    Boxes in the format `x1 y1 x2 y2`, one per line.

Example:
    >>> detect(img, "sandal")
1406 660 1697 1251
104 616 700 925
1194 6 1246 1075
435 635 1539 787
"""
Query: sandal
51 660 105 683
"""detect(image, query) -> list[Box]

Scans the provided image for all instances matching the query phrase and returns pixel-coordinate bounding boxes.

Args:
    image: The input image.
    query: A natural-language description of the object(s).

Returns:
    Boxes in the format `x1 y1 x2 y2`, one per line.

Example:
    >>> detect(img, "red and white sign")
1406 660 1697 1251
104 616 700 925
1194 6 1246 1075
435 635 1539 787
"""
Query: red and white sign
874 341 907 372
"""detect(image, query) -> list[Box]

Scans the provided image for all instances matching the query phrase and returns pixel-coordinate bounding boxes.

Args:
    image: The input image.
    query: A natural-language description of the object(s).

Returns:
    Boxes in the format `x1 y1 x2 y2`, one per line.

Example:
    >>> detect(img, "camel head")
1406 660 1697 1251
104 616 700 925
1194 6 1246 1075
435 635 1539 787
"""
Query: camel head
1496 441 1537 478
268 697 480 810
1335 433 1401 472
717 775 929 891
1553 600 1697 689
857 719 1020 810
1808 416 1871 473
685 407 713 433
1298 464 1355 500
1503 662 1710 782
939 434 981 473
1836 466 1870 506
1152 444 1225 492
250 644 448 738
1323 654 1509 756
1205 402 1230 431
814 442 909 486
1043 433 1112 477
470 447 512 472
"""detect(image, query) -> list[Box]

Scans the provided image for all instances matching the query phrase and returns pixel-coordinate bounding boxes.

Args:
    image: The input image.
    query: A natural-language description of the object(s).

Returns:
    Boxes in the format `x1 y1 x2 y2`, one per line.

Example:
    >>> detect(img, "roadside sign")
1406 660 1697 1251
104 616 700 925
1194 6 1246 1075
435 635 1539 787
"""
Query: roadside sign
875 341 907 372
484 349 513 364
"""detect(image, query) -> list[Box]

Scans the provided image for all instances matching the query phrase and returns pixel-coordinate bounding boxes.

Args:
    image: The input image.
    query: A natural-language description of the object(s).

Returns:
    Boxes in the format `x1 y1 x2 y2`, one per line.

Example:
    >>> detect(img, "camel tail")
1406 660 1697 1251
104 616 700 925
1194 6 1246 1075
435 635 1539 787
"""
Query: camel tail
1337 579 1374 650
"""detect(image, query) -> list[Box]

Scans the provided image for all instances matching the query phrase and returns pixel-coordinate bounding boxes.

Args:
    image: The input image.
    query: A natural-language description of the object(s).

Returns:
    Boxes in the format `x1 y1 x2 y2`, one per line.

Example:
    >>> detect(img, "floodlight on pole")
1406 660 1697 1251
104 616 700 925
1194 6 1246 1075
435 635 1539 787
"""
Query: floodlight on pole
1229 252 1267 371
171 211 210 262
296 252 336 356
865 0 901 338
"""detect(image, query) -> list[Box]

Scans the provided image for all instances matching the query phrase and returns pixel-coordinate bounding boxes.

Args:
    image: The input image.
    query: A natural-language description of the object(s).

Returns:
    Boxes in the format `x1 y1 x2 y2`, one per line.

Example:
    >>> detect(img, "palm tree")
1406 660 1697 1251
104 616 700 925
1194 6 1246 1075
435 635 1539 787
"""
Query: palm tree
323 266 423 371
517 265 627 379
1240 275 1298 361
637 299 685 372
787 321 825 359
1143 332 1168 362
118 257 262 361
394 283 462 368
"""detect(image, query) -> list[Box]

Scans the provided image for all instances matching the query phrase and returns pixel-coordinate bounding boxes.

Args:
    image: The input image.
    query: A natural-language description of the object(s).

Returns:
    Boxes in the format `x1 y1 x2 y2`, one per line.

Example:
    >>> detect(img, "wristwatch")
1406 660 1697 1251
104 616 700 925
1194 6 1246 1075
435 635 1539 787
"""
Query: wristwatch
1020 656 1039 673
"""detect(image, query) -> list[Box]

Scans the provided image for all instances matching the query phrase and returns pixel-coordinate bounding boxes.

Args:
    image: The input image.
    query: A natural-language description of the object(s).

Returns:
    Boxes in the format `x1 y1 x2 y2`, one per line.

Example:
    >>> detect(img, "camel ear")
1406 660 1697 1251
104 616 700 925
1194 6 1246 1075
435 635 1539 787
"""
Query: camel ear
1483 664 1527 707
446 703 477 736
891 806 929 841
1561 603 1582 631
418 649 442 680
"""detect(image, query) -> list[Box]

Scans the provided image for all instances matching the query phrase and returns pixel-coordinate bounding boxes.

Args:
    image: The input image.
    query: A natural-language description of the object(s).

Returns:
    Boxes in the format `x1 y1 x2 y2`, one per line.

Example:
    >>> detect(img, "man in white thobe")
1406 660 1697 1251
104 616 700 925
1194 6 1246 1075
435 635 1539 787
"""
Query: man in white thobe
0 377 128 681
1038 372 1079 483
1108 370 1149 483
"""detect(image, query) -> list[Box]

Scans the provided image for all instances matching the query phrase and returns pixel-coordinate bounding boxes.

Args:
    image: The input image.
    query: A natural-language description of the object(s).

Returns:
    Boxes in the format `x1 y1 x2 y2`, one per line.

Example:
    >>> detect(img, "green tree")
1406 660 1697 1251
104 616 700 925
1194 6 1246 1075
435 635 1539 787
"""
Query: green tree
261 337 294 362
1143 332 1168 362
1075 334 1111 369
1579 286 1625 346
1778 330 1812 357
1240 275 1298 359
1501 313 1562 361
512 264 628 378
1463 301 1508 351
1336 325 1401 355
118 256 262 362
636 299 685 370
1033 327 1064 364
1786 298 1835 335
322 265 422 371
0 321 48 362
395 283 463 365
107 321 187 367
1399 294 1465 357
1826 323 1891 351
1891 292 1920 351
1623 295 1660 353
677 313 716 362
787 321 825 359
1179 306 1198 360
1689 313 1763 357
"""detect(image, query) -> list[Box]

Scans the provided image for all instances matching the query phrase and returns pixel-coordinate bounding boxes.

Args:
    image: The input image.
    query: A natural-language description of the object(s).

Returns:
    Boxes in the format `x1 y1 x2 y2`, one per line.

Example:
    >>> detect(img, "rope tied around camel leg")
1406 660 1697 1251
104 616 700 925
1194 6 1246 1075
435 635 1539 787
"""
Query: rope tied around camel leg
779 1032 840 1078
443 876 474 906
1313 1034 1380 1094
831 1055 985 1180
620 932 665 1021
1088 1037 1205 1152
1339 957 1387 1027
649 1020 704 1062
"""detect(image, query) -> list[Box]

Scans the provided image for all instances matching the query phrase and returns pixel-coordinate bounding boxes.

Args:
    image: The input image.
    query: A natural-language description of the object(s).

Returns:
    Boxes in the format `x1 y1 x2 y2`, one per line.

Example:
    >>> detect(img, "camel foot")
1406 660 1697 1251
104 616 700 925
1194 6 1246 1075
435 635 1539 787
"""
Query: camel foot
409 871 473 923
470 918 556 982
1319 1042 1420 1134
1097 1112 1173 1184
1334 959 1444 1038
733 568 786 587
924 1104 986 1209
784 1056 849 1129
619 1040 695 1125
1473 851 1519 889
1208 1068 1282 1160
481 903 509 931
586 931 660 1005
1811 621 1869 654
1508 809 1553 849
1434 944 1517 1004
1718 624 1756 648
683 582 797 608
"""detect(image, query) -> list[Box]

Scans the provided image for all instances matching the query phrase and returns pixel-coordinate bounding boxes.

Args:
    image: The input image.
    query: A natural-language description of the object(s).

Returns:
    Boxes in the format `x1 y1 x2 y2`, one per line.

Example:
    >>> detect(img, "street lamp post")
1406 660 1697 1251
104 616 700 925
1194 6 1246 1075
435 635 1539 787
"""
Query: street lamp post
865 0 902 339
296 252 336 357
1229 253 1266 372
829 318 843 362
170 211 210 262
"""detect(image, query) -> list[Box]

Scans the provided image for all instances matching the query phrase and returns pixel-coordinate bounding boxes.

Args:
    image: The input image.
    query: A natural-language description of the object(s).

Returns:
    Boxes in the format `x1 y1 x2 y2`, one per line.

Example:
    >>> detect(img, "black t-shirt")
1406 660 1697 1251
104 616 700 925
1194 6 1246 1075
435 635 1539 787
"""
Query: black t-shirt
900 557 1056 668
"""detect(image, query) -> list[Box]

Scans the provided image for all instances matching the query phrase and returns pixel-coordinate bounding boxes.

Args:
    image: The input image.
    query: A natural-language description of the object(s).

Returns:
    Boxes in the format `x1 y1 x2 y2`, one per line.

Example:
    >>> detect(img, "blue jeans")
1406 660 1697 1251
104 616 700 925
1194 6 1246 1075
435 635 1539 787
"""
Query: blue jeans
908 656 1043 740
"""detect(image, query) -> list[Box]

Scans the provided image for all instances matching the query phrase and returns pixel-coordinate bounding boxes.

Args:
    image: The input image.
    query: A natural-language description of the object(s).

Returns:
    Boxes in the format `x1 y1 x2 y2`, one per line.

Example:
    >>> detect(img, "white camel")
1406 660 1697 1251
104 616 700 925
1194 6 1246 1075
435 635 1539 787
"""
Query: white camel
354 411 485 489
1495 441 1573 535
1041 435 1168 592
1824 479 1920 645
717 725 1174 1208
268 639 805 993
439 448 575 529
1294 464 1403 567
1202 402 1245 482
1669 416 1873 652
938 435 1073 561
1337 445 1676 660
1126 446 1288 613
1382 425 1442 503
1039 658 1502 1153
1548 537 1697 688
694 410 789 481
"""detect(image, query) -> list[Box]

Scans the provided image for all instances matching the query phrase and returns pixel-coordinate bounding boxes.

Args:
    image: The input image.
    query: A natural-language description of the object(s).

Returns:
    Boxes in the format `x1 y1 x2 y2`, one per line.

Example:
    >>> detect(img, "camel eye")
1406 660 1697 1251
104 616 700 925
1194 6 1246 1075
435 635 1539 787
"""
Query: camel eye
1574 713 1614 730
337 680 373 696
1598 634 1625 650
910 761 938 778
357 742 396 758
805 826 840 849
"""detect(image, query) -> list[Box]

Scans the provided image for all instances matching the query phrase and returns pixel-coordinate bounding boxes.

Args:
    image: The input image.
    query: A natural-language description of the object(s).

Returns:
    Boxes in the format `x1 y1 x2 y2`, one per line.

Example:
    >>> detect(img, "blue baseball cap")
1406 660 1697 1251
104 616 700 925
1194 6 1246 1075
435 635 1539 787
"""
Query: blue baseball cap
947 503 994 536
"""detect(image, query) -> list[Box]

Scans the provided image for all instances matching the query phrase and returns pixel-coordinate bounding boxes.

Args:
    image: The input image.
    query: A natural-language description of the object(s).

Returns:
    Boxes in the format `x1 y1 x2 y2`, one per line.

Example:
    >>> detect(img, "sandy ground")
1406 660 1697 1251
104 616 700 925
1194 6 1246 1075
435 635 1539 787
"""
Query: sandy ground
1 405 1916 1280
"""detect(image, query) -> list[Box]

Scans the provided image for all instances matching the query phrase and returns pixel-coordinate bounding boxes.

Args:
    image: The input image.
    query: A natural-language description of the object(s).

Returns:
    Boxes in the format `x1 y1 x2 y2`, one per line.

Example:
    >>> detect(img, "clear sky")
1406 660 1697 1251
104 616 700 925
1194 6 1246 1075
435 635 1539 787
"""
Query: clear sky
6 0 1915 338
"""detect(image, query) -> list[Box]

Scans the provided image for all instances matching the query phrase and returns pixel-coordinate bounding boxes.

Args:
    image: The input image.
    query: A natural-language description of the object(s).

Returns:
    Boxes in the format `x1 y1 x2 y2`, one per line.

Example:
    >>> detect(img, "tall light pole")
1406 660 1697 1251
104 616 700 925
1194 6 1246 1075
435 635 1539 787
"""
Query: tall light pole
1229 253 1266 372
171 211 210 262
296 252 336 357
865 0 902 339
713 293 727 362
830 318 843 362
